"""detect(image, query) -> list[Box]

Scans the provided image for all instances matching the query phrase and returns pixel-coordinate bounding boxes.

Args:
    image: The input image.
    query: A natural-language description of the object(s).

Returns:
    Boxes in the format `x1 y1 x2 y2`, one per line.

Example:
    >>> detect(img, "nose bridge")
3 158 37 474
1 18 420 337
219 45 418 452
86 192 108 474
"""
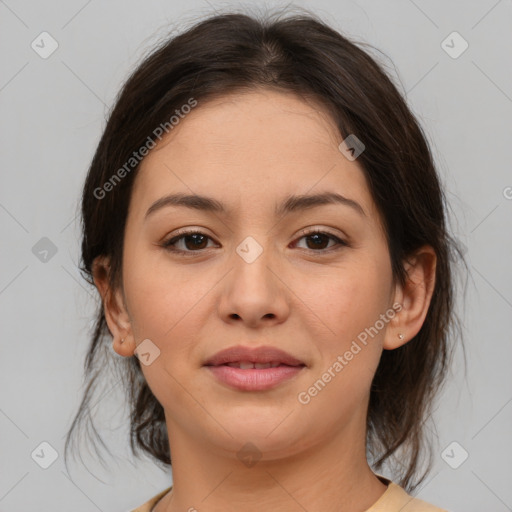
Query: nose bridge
217 230 289 324
231 233 278 290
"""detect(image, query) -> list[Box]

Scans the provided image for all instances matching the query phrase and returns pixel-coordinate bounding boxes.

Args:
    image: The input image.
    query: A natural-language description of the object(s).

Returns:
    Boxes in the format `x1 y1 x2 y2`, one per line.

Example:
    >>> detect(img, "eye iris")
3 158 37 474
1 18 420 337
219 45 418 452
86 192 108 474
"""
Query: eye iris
185 233 208 250
306 233 329 250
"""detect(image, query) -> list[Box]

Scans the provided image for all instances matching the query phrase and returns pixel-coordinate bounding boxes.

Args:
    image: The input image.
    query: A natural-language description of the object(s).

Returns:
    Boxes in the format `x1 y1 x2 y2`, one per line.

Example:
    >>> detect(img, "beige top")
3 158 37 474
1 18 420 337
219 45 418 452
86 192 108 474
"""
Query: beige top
130 477 447 512
131 475 447 512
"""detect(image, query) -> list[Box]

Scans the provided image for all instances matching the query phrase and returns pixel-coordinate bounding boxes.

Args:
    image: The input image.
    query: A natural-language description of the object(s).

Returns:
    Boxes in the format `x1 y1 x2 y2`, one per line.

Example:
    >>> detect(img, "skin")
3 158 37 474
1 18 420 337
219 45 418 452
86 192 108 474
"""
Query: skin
93 88 436 512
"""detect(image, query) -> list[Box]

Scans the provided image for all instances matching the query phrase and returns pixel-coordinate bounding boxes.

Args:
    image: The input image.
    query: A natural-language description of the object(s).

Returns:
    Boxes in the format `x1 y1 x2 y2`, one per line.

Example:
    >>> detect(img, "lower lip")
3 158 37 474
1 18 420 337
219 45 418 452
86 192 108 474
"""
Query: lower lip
205 365 305 391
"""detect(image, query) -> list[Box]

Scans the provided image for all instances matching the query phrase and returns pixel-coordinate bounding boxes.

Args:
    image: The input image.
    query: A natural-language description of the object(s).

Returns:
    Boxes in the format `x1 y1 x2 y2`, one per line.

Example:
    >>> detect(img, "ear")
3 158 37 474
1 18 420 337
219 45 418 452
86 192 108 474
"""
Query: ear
92 255 136 357
383 245 437 350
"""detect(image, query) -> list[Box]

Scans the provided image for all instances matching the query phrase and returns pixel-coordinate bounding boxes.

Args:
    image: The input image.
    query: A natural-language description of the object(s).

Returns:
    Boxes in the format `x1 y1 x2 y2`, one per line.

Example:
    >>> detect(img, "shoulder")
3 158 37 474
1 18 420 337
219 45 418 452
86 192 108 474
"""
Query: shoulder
130 486 172 512
367 481 448 512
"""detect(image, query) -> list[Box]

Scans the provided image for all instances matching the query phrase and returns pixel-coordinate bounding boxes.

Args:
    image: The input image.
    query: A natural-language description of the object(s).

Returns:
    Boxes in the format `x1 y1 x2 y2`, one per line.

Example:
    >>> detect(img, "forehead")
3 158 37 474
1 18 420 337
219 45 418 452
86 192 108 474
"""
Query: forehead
130 88 375 220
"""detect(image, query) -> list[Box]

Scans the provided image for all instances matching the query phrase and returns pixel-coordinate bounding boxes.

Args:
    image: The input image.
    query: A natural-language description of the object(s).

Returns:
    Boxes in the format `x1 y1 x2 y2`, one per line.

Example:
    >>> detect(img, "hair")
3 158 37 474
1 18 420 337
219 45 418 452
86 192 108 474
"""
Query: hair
65 6 464 492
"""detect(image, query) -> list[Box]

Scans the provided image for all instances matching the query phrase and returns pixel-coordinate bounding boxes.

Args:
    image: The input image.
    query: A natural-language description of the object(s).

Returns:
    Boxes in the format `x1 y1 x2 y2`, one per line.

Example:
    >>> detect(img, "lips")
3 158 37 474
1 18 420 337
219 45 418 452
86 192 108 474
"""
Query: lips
203 345 306 368
203 345 307 391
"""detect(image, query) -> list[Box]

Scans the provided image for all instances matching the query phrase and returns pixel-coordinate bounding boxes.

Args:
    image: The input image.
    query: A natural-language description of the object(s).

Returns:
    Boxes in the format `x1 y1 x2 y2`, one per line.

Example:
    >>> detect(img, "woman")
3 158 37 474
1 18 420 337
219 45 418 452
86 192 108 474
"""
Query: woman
66 9 461 512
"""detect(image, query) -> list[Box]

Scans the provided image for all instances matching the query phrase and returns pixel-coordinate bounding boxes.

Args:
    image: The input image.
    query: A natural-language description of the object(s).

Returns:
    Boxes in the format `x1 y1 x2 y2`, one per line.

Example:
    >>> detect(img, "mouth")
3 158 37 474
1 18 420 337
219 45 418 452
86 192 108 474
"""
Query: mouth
203 345 306 368
203 345 306 391
220 361 299 369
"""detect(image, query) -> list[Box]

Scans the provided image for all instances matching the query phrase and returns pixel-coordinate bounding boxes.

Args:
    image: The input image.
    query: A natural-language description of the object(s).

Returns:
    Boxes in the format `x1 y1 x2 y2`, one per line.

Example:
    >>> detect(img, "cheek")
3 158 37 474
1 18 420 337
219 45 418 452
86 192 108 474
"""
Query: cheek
122 249 222 394
123 258 205 405
296 252 393 401
300 257 392 342
122 239 205 339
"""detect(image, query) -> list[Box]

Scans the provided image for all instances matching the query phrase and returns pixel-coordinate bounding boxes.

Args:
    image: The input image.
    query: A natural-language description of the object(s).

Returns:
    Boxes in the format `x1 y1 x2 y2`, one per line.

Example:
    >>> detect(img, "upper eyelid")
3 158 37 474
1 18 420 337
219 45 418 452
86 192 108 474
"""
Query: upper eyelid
165 227 344 240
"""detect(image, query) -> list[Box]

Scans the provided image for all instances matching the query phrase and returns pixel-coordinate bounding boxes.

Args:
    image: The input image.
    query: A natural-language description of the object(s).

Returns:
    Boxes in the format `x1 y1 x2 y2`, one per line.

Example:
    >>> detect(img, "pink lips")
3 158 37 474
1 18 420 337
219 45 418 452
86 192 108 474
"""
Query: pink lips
203 345 306 391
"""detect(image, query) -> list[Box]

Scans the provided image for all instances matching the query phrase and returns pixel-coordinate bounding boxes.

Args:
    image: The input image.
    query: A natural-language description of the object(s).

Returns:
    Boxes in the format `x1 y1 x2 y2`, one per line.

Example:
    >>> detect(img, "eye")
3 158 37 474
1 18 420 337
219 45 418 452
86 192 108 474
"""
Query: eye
161 229 218 255
292 228 348 252
161 228 347 256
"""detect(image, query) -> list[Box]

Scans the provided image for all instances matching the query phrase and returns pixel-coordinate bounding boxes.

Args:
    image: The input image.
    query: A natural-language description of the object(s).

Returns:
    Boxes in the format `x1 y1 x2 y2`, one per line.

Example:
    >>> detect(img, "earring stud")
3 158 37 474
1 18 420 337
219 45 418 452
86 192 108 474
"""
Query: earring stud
398 333 404 340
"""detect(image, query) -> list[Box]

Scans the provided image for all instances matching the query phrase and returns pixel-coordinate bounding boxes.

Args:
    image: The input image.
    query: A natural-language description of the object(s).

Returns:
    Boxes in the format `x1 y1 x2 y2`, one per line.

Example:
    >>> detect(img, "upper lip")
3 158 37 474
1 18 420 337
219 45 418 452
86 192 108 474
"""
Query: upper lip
204 345 306 367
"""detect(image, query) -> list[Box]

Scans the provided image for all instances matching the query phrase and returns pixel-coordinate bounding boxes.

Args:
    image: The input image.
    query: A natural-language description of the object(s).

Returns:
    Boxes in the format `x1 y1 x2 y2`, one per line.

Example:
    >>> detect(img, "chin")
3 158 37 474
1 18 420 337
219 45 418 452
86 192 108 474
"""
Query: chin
216 413 304 448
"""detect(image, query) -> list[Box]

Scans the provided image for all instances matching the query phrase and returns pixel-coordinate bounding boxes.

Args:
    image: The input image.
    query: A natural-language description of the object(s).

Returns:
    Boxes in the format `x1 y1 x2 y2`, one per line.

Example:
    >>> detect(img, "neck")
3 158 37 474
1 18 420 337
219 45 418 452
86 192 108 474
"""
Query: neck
154 413 388 512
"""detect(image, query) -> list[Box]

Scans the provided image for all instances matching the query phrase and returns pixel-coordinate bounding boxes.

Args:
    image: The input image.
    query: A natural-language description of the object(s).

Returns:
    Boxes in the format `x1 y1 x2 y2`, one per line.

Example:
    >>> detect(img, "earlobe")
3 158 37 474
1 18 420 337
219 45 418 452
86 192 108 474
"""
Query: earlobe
92 255 136 357
112 334 136 357
383 245 437 350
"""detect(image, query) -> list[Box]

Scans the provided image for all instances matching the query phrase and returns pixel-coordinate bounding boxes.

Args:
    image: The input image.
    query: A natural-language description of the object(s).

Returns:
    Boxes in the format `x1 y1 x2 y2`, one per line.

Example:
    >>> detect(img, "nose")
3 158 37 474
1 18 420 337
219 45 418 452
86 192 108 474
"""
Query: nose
217 237 291 328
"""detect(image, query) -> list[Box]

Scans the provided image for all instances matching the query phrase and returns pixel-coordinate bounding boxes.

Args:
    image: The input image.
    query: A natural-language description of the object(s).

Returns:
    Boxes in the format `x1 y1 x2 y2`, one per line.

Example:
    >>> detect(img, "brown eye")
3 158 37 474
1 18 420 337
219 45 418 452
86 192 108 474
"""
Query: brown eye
162 231 216 254
161 228 347 256
293 229 347 252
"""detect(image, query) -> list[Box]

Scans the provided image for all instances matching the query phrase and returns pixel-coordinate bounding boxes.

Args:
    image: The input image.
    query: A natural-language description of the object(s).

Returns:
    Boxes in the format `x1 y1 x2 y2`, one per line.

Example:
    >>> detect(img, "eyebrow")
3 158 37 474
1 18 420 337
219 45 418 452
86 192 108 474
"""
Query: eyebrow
144 191 365 220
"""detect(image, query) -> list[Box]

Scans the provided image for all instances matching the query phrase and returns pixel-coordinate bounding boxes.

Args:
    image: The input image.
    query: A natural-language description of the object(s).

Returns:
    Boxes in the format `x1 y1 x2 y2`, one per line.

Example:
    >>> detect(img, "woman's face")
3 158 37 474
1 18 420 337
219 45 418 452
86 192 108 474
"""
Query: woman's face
115 89 401 460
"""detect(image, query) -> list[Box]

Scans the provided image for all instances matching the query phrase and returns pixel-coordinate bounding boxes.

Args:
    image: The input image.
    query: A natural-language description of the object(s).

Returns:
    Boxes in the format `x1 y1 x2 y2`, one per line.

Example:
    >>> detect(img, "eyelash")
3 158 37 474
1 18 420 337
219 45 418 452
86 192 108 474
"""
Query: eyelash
161 228 348 256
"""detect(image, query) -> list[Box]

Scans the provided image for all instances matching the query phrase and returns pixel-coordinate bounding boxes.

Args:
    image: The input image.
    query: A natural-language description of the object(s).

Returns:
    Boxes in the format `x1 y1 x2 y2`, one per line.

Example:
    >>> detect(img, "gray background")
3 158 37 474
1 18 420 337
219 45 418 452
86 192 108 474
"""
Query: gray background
1 1 511 511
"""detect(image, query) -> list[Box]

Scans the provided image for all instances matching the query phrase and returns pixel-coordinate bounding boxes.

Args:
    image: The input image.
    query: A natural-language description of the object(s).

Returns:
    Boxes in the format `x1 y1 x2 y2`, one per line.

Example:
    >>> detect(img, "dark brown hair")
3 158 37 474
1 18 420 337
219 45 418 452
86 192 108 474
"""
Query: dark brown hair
65 7 463 492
